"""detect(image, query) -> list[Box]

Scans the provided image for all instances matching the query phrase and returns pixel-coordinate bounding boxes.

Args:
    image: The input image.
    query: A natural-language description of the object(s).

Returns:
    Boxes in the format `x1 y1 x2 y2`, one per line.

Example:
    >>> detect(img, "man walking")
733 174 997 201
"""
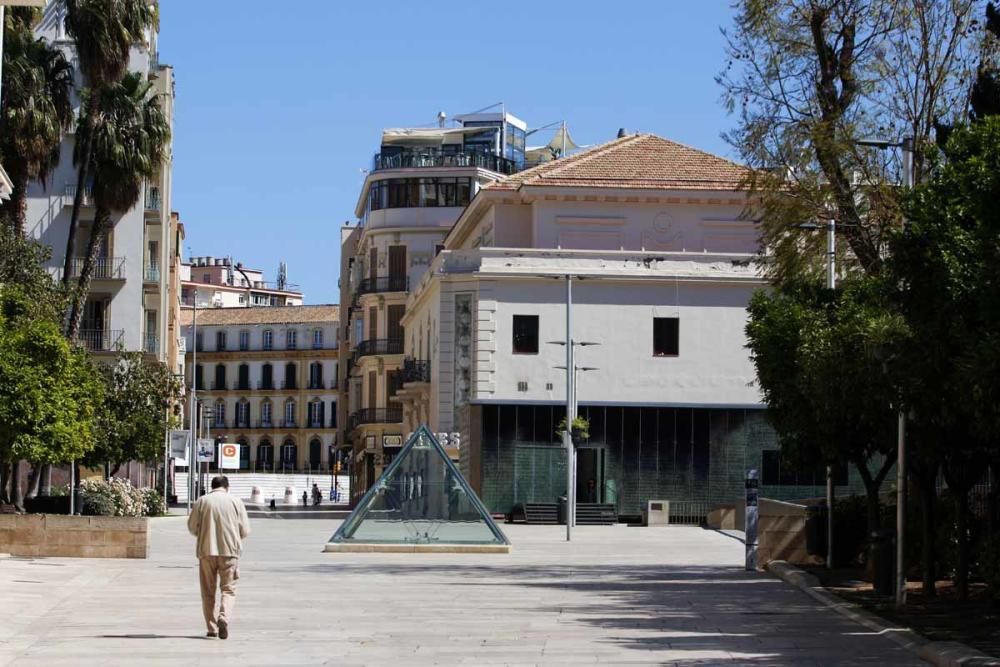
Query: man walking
187 476 250 639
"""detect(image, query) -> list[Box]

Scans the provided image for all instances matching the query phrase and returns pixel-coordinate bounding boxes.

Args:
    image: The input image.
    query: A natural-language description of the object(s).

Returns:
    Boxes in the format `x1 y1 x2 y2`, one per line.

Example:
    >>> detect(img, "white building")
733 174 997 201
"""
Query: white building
24 1 177 363
181 256 303 309
397 133 810 517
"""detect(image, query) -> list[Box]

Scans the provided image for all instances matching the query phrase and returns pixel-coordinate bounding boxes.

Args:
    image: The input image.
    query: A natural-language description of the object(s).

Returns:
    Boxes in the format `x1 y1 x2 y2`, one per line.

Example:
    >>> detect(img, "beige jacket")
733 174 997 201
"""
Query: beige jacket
187 489 250 558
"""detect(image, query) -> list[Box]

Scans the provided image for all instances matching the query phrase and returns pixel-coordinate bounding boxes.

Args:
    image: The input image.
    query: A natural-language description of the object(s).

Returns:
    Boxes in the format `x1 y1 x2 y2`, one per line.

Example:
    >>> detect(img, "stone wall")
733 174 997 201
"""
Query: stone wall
756 499 821 568
0 514 149 558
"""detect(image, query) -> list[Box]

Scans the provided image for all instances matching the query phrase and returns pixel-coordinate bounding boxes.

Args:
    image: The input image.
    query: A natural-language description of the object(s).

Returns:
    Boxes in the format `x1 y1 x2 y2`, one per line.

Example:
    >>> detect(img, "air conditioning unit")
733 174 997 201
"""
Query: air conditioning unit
644 500 670 527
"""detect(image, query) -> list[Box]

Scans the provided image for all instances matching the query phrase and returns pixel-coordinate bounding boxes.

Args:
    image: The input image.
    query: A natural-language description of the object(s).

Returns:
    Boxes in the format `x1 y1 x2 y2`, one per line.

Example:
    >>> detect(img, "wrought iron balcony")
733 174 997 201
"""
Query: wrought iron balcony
212 381 227 391
78 329 124 352
372 149 517 175
143 263 160 283
67 256 126 281
257 419 273 429
401 358 431 383
63 183 94 206
281 380 297 390
143 332 158 355
349 407 403 430
281 419 297 428
356 276 408 297
145 186 161 212
352 338 404 362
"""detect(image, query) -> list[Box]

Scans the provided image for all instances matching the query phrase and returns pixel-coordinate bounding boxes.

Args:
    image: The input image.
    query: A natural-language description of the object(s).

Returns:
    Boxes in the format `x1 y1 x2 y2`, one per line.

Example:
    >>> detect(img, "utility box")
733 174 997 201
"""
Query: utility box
644 500 670 526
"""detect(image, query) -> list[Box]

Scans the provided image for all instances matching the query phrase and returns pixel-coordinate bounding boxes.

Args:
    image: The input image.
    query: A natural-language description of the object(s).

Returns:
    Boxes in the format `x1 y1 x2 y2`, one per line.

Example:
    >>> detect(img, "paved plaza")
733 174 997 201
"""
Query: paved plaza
0 517 924 666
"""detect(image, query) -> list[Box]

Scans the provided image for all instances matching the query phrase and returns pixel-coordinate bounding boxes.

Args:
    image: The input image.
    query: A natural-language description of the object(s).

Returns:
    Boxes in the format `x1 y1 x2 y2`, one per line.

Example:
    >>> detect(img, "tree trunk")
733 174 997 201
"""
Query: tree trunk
66 207 111 341
856 461 883 534
0 459 9 504
41 464 51 496
61 101 97 292
110 462 121 479
25 463 42 499
919 476 937 596
956 492 970 600
11 460 24 510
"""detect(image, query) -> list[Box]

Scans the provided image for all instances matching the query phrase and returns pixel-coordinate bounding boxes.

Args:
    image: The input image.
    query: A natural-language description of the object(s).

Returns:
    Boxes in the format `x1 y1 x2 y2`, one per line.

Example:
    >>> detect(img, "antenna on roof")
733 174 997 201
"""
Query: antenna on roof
277 262 287 291
437 111 447 128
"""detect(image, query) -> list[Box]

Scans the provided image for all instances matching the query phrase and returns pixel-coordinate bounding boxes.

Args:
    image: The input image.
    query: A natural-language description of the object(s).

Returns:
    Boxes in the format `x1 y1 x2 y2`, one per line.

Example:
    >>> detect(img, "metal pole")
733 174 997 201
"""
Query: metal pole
163 406 169 505
188 291 197 513
827 219 836 570
565 274 573 542
896 136 914 609
69 459 75 514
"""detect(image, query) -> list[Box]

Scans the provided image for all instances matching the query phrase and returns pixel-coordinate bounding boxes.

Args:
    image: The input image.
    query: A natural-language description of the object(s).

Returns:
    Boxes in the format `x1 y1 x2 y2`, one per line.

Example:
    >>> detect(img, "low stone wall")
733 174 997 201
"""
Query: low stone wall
0 514 149 558
757 499 821 568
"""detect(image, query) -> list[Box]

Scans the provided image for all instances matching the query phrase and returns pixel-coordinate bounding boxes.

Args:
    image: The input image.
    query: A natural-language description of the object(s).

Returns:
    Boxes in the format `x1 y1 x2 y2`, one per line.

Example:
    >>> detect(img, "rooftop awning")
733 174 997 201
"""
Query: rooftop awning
381 126 495 145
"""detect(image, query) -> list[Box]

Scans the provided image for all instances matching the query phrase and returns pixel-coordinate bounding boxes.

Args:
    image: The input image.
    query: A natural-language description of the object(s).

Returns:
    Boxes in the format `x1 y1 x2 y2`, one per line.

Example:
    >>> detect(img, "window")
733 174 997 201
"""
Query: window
309 362 323 389
239 329 249 351
286 329 297 350
261 363 273 390
309 439 322 470
284 399 296 427
214 364 226 390
512 315 539 354
261 401 272 427
214 401 225 427
761 451 849 487
194 364 204 390
215 331 226 351
284 362 297 389
308 399 324 428
313 328 323 349
653 317 679 357
368 177 472 212
236 400 249 427
262 329 273 350
237 363 250 390
195 331 203 352
329 401 337 428
257 439 273 469
435 244 445 256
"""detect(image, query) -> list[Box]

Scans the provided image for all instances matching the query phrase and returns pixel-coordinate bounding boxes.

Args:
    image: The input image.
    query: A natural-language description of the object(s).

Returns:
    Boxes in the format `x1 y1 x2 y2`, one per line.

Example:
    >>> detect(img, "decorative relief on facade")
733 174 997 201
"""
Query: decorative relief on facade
641 211 682 251
453 293 473 408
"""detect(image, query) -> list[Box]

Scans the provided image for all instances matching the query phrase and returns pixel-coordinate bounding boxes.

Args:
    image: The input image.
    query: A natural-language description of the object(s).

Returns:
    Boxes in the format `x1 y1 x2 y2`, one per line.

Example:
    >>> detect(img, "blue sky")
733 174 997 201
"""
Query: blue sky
159 1 736 304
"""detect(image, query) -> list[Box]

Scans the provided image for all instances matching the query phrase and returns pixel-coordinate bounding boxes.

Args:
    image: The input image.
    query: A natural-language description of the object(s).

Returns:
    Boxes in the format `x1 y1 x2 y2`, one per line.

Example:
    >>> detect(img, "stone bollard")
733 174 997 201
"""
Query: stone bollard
283 487 294 505
249 486 262 505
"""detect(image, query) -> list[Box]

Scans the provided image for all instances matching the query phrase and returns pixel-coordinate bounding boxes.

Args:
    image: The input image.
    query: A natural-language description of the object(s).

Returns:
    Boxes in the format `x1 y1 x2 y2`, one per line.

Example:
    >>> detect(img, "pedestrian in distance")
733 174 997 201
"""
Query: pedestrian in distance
187 475 250 640
311 483 321 506
301 490 308 506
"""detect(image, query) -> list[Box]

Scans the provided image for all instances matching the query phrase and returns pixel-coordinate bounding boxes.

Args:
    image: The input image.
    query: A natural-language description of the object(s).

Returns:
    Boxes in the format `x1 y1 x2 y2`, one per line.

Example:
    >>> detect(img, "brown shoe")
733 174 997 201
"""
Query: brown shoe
206 632 217 638
217 619 228 640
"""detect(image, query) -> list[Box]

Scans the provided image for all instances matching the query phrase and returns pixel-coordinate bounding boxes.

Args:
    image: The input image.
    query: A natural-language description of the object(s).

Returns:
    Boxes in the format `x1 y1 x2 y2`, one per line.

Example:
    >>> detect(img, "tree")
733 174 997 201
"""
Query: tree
0 8 74 234
746 277 904 537
60 0 157 294
65 73 170 340
87 351 181 478
0 287 102 509
720 0 984 285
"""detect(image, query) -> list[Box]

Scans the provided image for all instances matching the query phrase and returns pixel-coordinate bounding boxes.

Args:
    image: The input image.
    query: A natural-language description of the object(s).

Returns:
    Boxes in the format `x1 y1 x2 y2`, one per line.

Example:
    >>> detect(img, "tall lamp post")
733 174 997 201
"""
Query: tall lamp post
187 289 198 514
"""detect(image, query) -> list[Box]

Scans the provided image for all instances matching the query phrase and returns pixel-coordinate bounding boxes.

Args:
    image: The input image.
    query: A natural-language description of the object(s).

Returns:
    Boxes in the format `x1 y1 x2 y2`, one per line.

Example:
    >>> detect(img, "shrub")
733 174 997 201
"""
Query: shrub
139 488 166 517
79 478 160 517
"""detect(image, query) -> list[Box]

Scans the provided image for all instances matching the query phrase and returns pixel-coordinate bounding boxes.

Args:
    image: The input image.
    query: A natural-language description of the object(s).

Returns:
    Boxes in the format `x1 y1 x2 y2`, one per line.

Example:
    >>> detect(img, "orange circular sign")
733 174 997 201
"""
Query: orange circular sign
222 444 237 457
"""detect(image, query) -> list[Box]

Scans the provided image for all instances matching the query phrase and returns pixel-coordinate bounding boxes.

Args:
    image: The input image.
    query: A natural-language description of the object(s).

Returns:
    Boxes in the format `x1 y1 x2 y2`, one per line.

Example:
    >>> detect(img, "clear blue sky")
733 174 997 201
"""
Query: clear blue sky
159 1 736 305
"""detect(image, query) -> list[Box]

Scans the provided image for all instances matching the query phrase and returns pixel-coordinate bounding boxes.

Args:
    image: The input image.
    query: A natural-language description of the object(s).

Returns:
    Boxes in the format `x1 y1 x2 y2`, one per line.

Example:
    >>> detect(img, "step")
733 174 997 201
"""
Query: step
575 503 617 525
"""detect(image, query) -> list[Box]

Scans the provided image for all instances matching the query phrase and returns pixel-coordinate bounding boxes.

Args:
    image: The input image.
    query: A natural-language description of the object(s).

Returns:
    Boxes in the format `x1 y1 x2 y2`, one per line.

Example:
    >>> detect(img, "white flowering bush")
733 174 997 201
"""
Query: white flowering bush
80 478 154 517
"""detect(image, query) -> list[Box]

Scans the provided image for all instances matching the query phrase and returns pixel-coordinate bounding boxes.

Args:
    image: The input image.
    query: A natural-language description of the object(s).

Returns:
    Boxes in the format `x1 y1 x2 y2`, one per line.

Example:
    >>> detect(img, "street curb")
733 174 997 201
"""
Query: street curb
768 561 1000 666
0 553 10 559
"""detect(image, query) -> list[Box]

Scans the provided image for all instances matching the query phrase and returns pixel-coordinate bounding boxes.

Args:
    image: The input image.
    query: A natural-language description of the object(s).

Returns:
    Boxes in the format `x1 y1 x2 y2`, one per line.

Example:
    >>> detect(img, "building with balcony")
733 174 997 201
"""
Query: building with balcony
180 305 341 473
180 256 303 309
399 132 863 520
23 1 177 365
337 107 535 501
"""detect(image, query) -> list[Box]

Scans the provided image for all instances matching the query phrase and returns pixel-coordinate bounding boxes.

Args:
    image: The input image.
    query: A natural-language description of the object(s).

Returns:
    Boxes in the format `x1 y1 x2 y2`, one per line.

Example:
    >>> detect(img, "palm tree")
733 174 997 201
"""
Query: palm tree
65 72 169 340
0 9 74 234
60 0 157 294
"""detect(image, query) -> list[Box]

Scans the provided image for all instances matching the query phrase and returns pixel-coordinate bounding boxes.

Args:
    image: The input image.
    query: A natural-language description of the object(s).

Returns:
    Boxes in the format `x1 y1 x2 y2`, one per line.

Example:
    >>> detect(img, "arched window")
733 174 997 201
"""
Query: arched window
236 399 249 428
237 437 250 469
262 329 273 350
214 364 226 390
309 438 322 470
238 363 250 390
214 400 225 427
260 400 272 427
308 398 324 428
309 362 323 389
284 399 296 427
286 329 297 350
261 363 273 390
284 362 296 389
312 328 323 349
280 438 297 471
257 439 273 470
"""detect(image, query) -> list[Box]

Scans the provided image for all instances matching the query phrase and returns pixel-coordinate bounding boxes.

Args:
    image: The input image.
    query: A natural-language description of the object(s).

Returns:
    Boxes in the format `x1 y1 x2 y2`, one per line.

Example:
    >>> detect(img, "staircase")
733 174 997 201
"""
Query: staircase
175 472 349 505
523 503 559 525
575 503 617 525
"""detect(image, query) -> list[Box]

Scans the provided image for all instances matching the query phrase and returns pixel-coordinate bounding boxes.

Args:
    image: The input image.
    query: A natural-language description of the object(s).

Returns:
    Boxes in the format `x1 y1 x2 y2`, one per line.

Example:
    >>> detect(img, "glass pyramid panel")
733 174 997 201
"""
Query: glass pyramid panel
330 426 510 545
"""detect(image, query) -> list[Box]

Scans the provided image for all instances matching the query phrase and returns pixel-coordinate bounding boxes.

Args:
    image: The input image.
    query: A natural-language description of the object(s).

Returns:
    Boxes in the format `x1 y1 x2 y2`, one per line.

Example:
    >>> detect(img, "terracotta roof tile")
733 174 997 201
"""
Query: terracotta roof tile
179 304 339 327
487 133 749 192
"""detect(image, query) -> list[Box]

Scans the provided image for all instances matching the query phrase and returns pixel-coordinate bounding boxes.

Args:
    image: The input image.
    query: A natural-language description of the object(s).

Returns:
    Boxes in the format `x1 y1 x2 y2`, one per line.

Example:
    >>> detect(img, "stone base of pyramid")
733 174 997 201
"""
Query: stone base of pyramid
324 542 511 554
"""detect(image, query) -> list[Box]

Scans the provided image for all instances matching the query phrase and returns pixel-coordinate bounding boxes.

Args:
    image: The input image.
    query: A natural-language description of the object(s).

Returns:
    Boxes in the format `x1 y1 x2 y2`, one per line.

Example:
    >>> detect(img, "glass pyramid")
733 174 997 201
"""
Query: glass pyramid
329 426 510 546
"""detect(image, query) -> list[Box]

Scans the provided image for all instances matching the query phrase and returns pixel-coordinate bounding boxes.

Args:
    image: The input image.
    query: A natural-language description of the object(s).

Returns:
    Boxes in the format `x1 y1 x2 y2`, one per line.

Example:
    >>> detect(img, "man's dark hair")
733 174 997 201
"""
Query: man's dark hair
211 476 229 490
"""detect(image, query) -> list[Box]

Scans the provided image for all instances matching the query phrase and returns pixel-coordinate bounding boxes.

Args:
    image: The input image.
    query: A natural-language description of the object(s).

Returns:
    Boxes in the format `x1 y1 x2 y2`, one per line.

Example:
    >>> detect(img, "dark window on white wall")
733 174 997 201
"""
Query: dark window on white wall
653 317 679 356
512 315 539 355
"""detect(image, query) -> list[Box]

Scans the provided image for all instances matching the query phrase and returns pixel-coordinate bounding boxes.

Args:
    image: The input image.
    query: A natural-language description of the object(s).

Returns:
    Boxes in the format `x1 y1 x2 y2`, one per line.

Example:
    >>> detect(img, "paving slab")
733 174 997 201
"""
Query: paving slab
0 517 925 666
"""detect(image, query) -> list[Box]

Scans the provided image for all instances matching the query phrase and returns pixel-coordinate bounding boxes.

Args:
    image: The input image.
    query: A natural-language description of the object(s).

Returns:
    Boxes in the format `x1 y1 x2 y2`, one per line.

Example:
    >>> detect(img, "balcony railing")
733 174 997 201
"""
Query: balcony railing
144 264 160 283
213 420 226 429
145 186 161 211
212 381 227 391
234 419 250 429
352 338 404 362
356 276 408 297
257 381 274 390
401 358 431 383
143 332 158 354
63 183 94 206
67 257 126 280
307 381 325 390
280 380 297 390
257 420 273 429
78 329 124 352
349 407 403 430
372 149 517 175
281 419 297 429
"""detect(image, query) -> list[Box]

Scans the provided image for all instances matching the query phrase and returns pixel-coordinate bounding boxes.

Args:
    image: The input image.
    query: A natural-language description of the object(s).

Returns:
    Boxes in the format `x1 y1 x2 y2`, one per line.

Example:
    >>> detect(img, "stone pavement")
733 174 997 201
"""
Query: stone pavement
0 517 925 666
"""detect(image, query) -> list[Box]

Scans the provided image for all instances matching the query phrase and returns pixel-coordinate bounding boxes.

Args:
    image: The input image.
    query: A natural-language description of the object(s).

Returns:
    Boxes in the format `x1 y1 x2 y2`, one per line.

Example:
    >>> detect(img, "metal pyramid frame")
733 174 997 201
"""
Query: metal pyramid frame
329 425 509 546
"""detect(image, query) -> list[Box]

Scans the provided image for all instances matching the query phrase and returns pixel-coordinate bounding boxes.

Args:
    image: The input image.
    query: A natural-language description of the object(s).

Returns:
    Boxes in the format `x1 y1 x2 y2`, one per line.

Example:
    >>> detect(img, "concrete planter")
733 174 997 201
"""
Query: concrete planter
0 514 149 559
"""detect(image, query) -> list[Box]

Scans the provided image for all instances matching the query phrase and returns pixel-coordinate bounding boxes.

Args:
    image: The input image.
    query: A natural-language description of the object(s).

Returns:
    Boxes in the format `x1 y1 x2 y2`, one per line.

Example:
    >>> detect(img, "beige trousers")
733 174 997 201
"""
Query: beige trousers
198 556 239 633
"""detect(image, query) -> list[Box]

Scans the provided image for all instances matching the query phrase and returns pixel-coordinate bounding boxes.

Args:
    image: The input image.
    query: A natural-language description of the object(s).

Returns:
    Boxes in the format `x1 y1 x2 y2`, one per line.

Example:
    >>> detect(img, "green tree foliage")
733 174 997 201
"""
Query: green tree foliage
87 351 181 477
746 278 904 533
65 73 170 339
0 8 74 234
0 287 102 508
